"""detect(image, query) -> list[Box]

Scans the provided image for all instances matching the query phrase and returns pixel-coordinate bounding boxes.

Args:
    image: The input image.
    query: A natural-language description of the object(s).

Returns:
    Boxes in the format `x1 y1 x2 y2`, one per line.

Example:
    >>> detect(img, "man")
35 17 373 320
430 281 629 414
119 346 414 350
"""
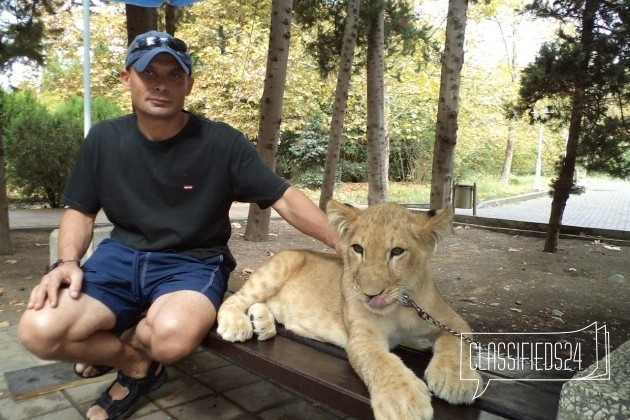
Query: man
18 30 337 420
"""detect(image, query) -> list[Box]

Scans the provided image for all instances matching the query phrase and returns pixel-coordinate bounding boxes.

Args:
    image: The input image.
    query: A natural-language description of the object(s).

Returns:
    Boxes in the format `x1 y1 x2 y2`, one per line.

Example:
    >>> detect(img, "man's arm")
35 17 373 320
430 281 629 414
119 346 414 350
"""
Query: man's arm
272 186 339 251
27 208 96 310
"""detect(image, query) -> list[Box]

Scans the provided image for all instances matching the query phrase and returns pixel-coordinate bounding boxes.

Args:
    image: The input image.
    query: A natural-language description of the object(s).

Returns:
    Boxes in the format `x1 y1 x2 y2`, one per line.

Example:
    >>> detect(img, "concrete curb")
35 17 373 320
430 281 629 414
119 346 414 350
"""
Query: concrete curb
477 190 551 209
453 214 630 244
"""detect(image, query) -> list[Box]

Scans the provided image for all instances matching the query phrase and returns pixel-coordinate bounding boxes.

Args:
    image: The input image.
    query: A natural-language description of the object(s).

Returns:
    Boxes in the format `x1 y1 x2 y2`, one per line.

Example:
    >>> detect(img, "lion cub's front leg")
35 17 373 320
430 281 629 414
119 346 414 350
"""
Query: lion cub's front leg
217 254 292 342
346 323 433 420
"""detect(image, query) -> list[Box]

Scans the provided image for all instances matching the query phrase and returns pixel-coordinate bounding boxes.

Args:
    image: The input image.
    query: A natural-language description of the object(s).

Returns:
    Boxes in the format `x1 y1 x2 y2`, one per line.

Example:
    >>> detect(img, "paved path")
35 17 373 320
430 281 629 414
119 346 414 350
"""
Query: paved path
1 178 628 419
455 178 630 232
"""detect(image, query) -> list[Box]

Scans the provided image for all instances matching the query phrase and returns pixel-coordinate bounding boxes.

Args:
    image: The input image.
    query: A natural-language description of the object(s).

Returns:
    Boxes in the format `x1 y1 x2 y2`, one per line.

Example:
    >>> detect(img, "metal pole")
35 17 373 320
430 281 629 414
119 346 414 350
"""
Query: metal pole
82 0 91 137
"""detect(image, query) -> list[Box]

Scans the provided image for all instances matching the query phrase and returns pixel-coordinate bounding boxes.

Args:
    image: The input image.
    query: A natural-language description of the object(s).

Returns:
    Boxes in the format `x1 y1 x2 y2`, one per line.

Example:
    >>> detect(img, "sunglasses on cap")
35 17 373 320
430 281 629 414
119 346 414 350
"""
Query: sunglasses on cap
128 36 188 55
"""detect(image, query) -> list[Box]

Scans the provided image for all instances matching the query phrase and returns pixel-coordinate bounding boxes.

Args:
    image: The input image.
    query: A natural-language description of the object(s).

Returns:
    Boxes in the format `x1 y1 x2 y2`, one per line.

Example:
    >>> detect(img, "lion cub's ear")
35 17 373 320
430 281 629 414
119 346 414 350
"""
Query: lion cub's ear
414 207 453 250
326 200 359 237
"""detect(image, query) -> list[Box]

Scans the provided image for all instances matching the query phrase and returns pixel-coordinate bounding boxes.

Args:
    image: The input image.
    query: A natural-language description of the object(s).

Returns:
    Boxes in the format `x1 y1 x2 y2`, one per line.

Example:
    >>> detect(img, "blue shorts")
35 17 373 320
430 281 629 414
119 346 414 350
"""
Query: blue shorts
80 238 230 334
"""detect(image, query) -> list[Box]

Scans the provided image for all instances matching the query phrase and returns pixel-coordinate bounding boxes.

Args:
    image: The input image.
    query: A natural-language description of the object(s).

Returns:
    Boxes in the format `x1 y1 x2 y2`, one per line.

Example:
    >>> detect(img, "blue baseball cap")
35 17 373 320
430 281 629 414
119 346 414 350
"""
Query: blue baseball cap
125 30 192 75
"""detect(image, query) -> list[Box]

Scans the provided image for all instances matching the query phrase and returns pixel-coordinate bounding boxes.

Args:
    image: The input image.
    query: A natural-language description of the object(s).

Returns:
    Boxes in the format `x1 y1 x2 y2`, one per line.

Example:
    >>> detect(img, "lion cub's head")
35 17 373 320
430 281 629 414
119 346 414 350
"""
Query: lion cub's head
326 201 452 314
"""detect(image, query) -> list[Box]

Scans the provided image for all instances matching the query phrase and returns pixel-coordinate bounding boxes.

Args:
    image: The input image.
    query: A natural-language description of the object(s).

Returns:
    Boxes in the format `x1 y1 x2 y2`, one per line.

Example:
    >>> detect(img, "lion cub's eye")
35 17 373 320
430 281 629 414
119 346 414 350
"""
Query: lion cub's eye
351 244 364 254
390 247 405 258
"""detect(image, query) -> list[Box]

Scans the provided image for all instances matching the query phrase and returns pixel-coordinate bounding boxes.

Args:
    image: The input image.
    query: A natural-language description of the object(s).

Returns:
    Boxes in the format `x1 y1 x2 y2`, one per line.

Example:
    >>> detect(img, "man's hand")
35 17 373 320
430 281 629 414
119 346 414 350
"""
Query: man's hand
27 262 83 310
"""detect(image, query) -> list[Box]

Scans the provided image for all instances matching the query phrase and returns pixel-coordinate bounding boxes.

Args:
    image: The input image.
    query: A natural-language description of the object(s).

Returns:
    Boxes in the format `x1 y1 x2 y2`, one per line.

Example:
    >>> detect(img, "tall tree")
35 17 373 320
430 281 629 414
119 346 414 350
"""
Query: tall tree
0 92 12 255
319 0 361 211
430 0 469 209
518 0 629 252
244 0 293 241
543 0 597 253
365 3 388 204
0 0 59 255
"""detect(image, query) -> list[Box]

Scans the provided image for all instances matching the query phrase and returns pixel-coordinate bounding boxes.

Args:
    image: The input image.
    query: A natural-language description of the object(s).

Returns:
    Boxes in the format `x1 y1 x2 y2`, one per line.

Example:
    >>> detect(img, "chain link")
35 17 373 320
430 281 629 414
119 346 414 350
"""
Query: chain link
397 293 474 344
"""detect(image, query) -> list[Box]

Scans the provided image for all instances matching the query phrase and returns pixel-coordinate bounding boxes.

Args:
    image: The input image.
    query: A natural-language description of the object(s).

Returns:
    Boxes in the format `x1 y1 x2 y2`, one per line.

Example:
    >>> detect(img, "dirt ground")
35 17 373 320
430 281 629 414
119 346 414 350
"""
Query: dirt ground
1 221 628 368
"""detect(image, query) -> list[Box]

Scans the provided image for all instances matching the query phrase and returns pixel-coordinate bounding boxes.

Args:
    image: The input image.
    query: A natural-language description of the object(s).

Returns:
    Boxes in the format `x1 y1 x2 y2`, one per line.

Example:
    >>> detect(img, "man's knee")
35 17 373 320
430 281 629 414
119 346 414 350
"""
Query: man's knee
18 310 67 359
148 319 209 364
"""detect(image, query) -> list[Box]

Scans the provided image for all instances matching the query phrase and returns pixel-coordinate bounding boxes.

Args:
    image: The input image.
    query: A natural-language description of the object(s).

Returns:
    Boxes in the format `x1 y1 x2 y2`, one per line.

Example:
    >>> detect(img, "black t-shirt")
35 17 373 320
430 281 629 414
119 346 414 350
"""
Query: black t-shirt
61 112 289 270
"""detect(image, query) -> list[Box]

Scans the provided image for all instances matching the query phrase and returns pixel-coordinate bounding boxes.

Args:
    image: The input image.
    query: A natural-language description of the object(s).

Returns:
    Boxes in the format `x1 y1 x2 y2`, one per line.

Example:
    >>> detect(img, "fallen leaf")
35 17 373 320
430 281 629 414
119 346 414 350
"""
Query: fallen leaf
266 251 274 257
9 300 25 306
242 268 254 274
0 321 9 328
508 248 522 252
230 222 242 229
602 245 621 251
4 260 17 264
509 308 523 313
0 287 3 297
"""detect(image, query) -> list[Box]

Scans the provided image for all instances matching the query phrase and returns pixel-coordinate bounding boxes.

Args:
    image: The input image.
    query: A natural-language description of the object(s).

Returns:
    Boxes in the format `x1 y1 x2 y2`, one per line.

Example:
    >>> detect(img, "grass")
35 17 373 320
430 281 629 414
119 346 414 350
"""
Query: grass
302 174 552 205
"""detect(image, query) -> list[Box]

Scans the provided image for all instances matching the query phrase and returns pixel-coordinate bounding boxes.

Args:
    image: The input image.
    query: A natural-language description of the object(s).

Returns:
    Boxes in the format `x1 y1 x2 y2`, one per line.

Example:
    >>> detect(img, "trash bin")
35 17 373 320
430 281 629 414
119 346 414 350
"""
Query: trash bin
453 184 474 209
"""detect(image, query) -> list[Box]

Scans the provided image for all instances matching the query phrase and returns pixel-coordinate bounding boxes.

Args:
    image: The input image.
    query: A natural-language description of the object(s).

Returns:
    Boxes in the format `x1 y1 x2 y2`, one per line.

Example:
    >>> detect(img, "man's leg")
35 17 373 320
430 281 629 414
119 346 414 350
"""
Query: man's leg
18 290 147 375
86 290 216 419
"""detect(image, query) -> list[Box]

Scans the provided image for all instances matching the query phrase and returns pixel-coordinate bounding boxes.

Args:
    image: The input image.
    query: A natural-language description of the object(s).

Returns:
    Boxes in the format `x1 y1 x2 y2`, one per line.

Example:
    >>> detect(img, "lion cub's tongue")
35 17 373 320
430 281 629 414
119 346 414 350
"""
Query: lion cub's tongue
368 294 388 309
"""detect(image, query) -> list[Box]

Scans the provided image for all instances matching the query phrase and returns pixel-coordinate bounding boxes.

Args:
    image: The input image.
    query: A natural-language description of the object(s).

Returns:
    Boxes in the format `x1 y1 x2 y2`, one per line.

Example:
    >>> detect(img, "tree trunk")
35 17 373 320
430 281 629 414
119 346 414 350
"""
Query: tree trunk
499 13 519 186
366 6 387 205
319 0 360 211
429 0 469 210
499 121 515 185
0 130 13 255
165 4 176 36
244 0 293 241
544 0 598 253
125 5 158 45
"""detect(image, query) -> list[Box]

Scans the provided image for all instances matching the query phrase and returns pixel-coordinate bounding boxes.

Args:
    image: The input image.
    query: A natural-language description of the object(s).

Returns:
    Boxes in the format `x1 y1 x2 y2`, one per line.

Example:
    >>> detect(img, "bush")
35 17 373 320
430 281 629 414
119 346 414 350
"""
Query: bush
338 161 367 182
3 92 122 207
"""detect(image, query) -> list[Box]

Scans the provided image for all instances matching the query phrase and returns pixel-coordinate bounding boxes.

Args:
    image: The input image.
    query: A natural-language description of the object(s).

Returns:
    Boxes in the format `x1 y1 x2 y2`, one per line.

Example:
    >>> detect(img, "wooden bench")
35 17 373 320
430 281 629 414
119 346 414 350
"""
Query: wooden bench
203 322 564 420
50 228 564 419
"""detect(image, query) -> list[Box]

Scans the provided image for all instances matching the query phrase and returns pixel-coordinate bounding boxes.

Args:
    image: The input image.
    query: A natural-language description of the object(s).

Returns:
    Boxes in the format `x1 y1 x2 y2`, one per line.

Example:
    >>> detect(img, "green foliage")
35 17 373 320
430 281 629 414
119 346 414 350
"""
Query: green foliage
578 117 630 178
518 0 630 178
0 0 61 71
2 91 123 207
293 0 437 77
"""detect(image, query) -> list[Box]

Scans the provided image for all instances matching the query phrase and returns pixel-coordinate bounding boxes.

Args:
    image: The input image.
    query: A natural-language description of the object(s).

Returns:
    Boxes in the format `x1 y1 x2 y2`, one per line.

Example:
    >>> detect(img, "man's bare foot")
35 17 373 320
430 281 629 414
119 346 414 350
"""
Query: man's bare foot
74 363 113 379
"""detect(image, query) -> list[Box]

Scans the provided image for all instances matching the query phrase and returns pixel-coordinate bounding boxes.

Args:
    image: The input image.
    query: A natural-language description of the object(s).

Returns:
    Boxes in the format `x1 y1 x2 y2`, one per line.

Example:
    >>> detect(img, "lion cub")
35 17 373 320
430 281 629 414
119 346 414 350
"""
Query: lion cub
218 201 481 419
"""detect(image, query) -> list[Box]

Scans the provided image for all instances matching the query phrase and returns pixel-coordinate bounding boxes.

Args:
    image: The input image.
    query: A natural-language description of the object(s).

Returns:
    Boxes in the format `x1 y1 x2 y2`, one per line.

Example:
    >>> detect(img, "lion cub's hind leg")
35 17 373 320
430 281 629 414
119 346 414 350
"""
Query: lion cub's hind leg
217 251 302 343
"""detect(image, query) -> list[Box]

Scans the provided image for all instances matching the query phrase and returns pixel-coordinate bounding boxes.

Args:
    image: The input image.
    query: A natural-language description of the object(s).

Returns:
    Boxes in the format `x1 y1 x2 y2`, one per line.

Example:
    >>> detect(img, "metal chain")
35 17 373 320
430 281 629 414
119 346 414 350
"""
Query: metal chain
396 292 583 373
397 293 474 344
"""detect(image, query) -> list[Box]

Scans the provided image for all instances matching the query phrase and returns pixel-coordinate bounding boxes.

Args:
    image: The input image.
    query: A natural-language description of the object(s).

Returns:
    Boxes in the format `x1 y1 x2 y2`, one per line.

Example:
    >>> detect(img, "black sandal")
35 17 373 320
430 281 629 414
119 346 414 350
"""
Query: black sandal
74 363 114 379
89 361 168 420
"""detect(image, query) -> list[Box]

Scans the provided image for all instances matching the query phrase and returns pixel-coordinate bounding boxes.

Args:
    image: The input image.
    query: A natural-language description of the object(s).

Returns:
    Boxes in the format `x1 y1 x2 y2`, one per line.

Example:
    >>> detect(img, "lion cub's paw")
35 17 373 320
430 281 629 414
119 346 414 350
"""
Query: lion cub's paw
371 372 433 420
247 303 277 341
217 311 254 342
424 354 481 404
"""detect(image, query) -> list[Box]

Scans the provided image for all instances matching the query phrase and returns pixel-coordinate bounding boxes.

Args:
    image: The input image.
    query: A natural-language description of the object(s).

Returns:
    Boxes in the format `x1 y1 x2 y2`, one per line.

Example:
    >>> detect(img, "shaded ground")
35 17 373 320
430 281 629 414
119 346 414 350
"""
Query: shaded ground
1 222 628 368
